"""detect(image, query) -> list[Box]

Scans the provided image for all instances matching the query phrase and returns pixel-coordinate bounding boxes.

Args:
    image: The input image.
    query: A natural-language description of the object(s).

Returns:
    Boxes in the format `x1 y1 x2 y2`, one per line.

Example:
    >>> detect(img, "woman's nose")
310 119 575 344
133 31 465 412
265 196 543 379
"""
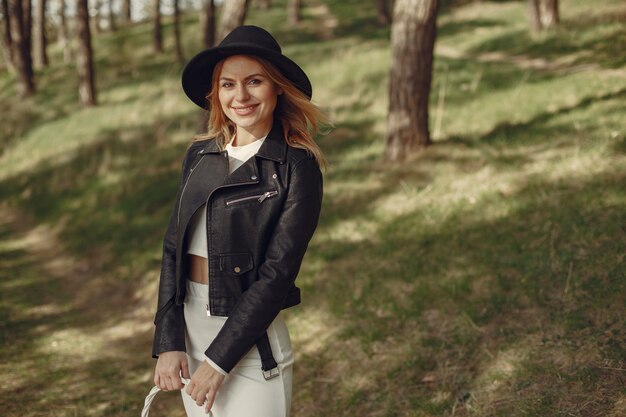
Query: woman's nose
235 84 250 101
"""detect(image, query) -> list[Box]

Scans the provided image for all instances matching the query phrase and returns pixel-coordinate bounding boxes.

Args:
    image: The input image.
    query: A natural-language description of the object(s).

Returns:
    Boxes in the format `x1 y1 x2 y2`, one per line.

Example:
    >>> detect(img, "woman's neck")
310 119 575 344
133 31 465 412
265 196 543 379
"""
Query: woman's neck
233 126 271 147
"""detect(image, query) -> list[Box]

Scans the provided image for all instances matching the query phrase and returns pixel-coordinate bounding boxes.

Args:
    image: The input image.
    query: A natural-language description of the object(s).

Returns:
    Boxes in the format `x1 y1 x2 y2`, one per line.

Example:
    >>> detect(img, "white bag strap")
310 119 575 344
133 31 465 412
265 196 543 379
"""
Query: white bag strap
141 378 214 417
141 385 162 417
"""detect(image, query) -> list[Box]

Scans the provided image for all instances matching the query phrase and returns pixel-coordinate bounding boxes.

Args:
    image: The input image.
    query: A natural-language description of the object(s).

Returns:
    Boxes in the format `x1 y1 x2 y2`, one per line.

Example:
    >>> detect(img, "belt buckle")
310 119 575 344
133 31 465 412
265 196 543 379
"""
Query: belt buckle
262 367 280 381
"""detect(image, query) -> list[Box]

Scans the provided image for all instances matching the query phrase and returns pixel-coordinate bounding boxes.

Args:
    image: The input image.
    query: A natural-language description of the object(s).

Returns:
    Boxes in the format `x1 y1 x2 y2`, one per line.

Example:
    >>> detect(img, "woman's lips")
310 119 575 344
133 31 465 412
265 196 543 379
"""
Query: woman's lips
231 104 259 116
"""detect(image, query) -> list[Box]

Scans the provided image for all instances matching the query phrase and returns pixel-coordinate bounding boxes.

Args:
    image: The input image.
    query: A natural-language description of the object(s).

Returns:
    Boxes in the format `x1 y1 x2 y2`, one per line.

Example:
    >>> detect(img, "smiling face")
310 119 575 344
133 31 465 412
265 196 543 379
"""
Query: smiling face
217 55 282 143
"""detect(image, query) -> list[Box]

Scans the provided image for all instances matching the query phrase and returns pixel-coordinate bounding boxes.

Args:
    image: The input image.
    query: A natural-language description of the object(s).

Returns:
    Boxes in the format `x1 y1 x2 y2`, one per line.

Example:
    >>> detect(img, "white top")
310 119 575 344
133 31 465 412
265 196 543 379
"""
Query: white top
186 137 266 258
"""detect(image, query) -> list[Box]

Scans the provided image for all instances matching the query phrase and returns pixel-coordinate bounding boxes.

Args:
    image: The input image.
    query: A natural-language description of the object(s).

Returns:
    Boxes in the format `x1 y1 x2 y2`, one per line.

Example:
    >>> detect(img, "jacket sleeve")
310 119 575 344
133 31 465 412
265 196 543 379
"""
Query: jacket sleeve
151 148 194 358
205 156 323 373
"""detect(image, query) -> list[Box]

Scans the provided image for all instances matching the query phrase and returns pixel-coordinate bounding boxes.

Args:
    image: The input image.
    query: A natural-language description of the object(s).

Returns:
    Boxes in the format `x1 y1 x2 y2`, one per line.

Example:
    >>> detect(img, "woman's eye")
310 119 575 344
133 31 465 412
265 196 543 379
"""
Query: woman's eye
221 82 233 88
248 78 261 85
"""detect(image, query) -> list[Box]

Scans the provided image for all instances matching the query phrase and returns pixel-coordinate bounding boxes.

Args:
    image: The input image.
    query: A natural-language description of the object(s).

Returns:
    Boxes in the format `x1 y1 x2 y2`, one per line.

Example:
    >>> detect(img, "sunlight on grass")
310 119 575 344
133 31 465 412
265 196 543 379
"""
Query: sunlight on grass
289 309 342 356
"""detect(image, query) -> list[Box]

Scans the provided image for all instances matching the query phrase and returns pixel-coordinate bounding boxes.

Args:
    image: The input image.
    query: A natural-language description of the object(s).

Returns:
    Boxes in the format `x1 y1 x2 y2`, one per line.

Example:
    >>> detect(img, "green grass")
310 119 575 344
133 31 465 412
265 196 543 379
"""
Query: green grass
1 0 625 416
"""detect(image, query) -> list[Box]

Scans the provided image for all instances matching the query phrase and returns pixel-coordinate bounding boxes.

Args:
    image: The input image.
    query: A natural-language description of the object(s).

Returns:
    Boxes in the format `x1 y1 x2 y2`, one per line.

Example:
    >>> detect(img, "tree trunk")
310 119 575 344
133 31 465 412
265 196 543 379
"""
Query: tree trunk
58 0 71 63
527 0 542 32
257 0 269 10
93 0 102 34
200 0 215 48
173 0 184 63
22 0 33 78
34 0 48 67
22 0 31 48
539 0 559 28
287 0 301 25
8 0 35 95
122 0 131 23
108 0 117 31
153 0 162 52
76 0 96 106
216 0 249 43
385 0 439 161
1 0 15 71
375 0 390 25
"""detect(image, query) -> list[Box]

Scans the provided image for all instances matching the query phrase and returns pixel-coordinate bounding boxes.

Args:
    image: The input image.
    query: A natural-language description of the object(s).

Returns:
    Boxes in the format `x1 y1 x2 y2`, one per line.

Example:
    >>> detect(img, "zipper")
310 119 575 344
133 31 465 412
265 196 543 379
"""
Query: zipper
225 191 278 206
177 157 204 225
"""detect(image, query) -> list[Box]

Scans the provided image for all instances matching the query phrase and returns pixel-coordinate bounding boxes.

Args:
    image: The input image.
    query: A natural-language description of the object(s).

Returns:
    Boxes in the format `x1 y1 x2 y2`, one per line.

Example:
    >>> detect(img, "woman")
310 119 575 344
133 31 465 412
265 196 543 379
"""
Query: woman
151 25 326 417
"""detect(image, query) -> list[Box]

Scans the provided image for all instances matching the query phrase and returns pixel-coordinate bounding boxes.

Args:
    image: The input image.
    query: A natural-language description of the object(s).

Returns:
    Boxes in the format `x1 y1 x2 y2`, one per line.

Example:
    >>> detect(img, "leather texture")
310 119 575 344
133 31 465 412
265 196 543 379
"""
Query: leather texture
152 121 323 373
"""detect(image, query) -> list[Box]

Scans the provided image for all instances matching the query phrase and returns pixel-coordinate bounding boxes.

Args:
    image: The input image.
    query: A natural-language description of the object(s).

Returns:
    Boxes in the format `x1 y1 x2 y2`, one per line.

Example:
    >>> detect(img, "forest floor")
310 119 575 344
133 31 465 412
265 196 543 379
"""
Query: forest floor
0 0 624 416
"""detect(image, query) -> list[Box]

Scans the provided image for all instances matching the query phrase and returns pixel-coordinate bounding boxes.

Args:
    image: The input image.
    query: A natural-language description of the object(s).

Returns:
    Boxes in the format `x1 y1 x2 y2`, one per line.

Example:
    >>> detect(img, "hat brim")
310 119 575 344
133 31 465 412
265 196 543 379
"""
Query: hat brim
181 44 312 110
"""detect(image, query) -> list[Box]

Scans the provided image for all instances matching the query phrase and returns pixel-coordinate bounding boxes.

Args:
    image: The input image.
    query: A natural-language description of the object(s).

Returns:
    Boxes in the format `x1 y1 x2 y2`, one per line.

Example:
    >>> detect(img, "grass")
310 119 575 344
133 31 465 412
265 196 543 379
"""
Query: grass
1 0 625 416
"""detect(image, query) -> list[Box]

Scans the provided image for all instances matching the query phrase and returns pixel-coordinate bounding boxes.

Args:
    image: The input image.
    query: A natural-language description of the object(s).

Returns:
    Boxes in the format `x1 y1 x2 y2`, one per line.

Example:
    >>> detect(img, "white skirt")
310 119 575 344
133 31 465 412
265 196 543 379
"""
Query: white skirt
182 280 294 417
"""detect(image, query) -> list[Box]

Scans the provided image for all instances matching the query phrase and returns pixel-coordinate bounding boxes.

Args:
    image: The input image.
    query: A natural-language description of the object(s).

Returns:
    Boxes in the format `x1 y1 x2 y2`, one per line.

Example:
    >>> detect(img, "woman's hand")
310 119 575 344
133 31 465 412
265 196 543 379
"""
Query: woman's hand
154 351 190 391
186 361 226 414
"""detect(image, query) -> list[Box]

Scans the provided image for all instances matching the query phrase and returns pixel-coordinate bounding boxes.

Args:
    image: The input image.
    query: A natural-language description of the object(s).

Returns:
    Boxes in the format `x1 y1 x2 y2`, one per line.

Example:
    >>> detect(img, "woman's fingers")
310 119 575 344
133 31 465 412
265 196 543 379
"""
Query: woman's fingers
181 358 191 380
154 351 188 390
204 390 217 413
184 362 225 411
188 382 215 408
191 384 209 407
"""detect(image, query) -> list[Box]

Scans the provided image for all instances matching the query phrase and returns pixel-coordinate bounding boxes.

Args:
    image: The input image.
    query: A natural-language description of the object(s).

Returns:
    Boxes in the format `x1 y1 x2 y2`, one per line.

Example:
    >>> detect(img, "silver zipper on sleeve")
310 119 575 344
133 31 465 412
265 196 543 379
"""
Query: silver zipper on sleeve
225 191 278 206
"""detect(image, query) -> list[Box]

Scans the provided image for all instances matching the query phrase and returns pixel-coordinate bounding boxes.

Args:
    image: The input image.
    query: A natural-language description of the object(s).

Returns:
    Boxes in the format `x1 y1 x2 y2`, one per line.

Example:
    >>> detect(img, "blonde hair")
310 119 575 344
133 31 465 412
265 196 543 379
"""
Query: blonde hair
194 55 329 168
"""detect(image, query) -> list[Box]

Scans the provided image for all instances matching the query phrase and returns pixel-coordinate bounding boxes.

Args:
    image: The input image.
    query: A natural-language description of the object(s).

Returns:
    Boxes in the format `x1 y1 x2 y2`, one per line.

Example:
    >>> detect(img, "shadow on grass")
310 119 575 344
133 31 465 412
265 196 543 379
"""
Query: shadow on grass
323 0 391 42
293 157 625 417
0 114 193 268
469 16 626 70
438 18 504 39
460 86 626 146
0 110 197 415
289 85 625 416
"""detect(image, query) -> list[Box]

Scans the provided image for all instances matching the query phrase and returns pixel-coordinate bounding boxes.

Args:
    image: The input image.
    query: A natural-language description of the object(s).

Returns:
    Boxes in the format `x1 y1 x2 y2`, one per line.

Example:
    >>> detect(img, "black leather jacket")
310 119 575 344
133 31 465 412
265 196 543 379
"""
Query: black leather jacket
151 122 323 373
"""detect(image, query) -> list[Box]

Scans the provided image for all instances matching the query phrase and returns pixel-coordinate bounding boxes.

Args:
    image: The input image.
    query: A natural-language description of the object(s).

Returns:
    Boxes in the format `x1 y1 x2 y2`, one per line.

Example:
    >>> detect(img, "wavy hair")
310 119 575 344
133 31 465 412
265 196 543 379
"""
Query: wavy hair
194 55 329 168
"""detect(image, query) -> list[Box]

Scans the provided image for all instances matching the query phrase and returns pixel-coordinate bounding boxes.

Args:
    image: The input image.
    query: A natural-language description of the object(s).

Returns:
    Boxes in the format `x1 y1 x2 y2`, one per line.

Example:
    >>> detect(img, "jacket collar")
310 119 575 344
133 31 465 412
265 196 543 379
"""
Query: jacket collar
199 120 287 163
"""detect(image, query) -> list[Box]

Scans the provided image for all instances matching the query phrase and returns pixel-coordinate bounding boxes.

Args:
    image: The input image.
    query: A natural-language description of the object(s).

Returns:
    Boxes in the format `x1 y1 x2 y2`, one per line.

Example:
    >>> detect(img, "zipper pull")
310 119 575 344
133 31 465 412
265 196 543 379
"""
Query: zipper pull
258 192 271 203
206 304 210 317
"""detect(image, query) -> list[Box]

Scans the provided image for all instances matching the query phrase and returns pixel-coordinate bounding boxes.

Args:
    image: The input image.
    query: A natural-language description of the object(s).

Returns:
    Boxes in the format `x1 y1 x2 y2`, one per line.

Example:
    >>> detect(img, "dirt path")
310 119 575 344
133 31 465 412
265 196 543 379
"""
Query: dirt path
0 202 167 416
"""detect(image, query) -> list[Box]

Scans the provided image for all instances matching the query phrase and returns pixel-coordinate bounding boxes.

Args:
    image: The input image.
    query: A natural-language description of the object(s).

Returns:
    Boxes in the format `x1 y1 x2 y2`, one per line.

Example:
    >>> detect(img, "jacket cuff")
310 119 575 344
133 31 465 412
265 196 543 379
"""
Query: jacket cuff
151 304 186 358
204 355 228 375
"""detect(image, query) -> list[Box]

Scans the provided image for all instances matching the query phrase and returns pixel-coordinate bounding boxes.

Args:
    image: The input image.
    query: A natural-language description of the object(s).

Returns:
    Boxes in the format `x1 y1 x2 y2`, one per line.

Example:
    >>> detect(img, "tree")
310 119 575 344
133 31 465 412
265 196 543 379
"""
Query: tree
173 0 183 63
22 0 33 77
540 0 559 28
287 0 301 25
122 0 131 23
57 0 71 63
200 0 215 48
8 0 35 96
93 0 102 34
153 0 162 52
108 0 117 31
385 0 439 161
528 0 559 32
375 0 390 25
216 0 249 43
527 0 542 32
34 0 48 67
76 0 96 106
1 0 14 70
257 0 269 11
22 0 32 50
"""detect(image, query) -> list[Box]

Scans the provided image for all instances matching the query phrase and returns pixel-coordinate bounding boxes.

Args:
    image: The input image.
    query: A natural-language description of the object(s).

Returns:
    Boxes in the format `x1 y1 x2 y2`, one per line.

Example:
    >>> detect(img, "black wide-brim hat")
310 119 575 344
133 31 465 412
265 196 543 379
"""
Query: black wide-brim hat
181 25 312 109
